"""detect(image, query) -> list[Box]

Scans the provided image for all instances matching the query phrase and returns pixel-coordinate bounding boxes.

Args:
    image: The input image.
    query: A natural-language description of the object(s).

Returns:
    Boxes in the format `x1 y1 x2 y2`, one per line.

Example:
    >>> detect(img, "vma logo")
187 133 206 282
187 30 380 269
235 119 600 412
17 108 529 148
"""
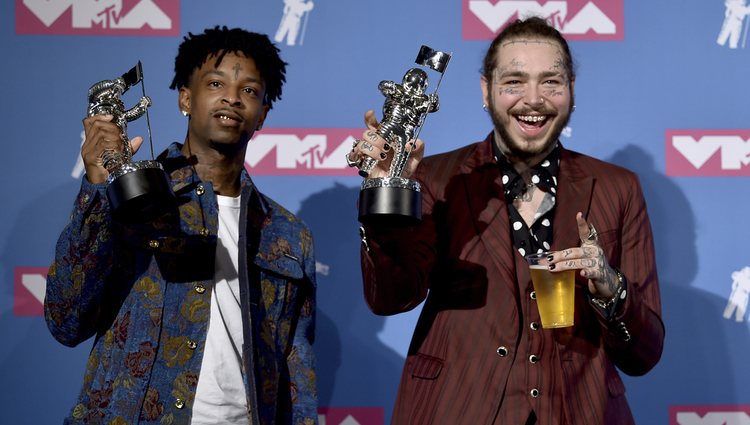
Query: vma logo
247 129 362 176
671 405 750 425
274 0 315 46
14 267 48 317
318 407 383 425
462 0 623 40
666 130 750 176
723 266 750 323
16 0 179 36
717 0 750 49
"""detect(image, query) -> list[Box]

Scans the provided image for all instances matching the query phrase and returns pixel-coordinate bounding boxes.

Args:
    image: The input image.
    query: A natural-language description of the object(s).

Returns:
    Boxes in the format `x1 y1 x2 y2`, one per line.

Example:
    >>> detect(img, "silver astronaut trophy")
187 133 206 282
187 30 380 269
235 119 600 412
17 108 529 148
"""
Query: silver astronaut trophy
87 62 174 222
358 45 451 224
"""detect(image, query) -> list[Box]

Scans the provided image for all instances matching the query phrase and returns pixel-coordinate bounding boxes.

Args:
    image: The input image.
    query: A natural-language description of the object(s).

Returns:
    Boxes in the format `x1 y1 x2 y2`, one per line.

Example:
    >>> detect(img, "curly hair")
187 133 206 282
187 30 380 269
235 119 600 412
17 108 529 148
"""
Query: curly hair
481 16 576 85
169 26 287 109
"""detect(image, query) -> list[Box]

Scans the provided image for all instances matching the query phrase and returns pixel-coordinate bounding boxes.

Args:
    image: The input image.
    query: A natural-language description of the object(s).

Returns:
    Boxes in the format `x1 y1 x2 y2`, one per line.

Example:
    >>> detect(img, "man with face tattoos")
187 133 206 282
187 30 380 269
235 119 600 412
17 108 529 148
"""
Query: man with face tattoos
348 16 663 425
45 26 318 425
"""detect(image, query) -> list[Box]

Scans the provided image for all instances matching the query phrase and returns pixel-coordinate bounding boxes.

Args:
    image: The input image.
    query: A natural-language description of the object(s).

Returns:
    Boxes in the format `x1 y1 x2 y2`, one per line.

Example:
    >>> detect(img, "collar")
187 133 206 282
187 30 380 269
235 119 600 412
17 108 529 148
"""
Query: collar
158 142 270 217
493 140 561 202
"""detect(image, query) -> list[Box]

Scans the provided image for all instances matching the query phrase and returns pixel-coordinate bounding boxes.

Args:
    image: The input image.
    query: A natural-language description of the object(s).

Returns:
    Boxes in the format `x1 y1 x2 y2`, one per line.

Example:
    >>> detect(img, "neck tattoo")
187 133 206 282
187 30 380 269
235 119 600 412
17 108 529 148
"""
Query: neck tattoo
516 183 536 202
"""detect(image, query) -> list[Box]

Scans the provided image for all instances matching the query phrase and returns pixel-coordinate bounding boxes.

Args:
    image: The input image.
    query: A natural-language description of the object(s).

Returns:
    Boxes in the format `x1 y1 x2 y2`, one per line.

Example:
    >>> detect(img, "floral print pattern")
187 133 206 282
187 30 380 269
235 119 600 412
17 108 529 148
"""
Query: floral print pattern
45 143 318 424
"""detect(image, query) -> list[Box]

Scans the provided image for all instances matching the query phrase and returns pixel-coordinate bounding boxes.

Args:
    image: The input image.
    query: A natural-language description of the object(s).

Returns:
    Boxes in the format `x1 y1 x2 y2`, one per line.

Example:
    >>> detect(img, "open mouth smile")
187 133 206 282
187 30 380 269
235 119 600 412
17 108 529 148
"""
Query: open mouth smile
515 114 549 126
513 114 553 138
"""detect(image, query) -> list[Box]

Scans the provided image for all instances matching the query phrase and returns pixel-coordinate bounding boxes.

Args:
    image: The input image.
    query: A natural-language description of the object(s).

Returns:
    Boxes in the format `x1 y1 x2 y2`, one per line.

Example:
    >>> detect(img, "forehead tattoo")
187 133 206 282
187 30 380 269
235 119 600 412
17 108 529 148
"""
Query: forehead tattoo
232 62 241 80
493 39 569 84
501 38 560 49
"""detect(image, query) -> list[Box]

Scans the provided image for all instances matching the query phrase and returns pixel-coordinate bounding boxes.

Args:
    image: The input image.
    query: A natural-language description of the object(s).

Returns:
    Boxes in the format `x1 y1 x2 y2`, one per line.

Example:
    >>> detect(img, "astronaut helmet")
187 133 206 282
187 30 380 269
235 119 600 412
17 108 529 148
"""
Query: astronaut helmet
402 68 428 94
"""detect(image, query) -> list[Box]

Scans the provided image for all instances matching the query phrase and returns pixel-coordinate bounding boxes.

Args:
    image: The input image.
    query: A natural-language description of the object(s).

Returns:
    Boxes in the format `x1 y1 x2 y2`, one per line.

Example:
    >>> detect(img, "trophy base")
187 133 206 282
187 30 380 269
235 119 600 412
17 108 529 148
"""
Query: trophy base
106 160 175 223
358 177 421 225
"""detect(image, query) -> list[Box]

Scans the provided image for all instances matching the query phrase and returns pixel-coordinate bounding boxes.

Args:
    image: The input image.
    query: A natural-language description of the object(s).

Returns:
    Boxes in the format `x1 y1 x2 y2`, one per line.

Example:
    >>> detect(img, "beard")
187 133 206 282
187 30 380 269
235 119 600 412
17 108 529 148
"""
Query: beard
488 92 574 162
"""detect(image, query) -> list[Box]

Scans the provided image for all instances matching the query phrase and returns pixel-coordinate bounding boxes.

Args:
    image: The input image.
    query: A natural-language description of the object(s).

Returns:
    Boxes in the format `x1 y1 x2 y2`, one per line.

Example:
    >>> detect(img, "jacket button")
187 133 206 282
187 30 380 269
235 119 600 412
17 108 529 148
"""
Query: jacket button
530 322 539 331
530 388 540 398
196 184 205 196
496 346 508 356
618 322 632 341
187 340 197 350
529 354 539 364
194 284 206 294
199 228 209 237
175 398 185 409
148 240 160 249
530 291 537 300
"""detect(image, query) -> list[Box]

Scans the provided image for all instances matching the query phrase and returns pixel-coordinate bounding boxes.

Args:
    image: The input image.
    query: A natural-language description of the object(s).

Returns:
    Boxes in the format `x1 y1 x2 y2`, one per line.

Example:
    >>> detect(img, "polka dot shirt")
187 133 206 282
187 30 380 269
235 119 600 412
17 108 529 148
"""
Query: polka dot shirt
495 144 561 258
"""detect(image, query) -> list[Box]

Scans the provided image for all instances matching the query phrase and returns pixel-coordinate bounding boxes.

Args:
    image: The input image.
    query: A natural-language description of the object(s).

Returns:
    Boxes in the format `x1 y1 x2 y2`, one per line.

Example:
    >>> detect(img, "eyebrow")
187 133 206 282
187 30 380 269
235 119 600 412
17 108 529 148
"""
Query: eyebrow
202 69 264 85
495 69 565 80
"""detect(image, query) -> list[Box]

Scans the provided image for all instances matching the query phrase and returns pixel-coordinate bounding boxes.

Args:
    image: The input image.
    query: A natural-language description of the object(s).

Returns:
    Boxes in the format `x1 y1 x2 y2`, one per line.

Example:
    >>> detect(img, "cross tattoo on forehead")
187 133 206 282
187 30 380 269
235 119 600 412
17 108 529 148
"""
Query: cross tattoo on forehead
233 62 241 80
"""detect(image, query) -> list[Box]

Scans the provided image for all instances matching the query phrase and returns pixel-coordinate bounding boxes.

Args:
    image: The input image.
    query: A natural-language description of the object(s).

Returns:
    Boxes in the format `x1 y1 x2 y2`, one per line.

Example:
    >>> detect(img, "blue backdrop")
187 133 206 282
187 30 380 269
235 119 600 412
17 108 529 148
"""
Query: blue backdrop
2 1 750 424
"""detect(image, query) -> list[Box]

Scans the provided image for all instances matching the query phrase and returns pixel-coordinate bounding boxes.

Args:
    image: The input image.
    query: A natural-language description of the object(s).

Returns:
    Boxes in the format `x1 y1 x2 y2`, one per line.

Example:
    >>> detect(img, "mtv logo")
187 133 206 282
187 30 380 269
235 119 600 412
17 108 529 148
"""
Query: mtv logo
671 405 750 425
247 129 363 176
317 407 384 425
666 130 750 176
16 0 179 36
462 0 624 41
14 267 49 317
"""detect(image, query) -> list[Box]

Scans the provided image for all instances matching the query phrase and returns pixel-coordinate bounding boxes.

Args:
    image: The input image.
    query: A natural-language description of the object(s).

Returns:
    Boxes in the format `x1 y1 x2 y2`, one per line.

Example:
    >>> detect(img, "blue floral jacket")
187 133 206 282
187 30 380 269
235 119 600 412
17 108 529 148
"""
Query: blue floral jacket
45 143 318 425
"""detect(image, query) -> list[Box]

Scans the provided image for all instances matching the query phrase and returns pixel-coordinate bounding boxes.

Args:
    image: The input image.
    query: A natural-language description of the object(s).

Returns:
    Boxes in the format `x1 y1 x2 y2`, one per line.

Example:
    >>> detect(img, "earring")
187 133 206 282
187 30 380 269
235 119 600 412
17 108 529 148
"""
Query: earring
572 105 576 111
482 103 488 111
181 110 188 117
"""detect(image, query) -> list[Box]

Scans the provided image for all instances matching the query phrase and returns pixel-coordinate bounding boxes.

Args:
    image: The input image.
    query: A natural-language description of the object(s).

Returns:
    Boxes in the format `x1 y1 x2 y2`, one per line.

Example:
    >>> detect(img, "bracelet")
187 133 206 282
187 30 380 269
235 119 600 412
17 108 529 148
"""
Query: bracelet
591 269 627 310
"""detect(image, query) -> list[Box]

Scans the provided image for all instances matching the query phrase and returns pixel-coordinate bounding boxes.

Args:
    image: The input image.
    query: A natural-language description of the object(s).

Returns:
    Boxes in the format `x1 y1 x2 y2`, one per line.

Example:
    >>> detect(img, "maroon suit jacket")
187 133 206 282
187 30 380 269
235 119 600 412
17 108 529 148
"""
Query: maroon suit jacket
361 134 664 425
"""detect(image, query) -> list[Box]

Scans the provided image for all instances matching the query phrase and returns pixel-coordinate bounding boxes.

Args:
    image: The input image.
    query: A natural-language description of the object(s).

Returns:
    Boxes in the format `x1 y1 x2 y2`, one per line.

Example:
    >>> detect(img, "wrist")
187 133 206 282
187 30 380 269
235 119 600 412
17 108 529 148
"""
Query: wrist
591 269 627 312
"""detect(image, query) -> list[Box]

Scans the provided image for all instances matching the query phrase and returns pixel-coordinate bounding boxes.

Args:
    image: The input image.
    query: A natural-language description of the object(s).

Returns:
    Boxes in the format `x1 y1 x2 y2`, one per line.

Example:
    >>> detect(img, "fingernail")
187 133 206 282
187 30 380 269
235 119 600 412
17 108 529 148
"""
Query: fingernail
383 143 391 151
380 152 387 160
547 255 554 261
548 264 556 270
358 170 368 178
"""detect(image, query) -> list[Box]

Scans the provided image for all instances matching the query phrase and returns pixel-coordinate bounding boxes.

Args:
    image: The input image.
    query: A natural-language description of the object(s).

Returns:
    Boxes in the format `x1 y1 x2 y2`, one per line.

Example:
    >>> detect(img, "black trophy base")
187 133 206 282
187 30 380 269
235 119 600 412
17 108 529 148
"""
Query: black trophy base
107 165 175 223
358 185 421 225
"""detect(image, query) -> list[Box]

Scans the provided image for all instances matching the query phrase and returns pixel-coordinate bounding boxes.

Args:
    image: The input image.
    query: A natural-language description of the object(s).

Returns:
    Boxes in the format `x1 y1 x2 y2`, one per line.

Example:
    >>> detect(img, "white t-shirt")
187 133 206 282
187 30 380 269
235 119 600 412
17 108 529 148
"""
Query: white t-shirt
191 194 250 424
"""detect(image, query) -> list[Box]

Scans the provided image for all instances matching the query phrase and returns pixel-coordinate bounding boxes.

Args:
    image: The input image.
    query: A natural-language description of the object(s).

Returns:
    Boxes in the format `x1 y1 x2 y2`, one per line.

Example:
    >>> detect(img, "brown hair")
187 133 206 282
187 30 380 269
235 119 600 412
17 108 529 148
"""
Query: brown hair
481 16 576 84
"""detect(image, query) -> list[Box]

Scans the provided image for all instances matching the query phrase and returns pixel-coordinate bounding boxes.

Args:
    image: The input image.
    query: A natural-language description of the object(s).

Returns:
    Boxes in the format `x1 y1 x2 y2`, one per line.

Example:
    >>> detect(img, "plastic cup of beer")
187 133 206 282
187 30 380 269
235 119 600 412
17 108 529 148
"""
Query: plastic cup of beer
525 251 575 328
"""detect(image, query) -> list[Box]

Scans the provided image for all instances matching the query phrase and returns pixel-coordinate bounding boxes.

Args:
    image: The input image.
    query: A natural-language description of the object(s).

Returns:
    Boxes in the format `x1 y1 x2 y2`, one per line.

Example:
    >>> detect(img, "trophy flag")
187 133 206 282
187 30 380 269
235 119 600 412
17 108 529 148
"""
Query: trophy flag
415 45 451 74
121 61 143 87
122 61 156 159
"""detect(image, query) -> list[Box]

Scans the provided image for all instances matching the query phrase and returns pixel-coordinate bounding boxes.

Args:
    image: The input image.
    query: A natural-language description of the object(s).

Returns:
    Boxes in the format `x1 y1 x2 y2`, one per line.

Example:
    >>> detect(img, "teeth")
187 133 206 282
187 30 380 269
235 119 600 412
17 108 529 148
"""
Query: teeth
517 115 546 123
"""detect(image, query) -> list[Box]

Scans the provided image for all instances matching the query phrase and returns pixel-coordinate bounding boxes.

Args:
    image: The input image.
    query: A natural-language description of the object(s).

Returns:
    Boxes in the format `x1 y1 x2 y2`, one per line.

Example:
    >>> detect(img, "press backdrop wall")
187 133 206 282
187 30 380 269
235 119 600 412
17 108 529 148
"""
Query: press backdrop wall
2 1 750 424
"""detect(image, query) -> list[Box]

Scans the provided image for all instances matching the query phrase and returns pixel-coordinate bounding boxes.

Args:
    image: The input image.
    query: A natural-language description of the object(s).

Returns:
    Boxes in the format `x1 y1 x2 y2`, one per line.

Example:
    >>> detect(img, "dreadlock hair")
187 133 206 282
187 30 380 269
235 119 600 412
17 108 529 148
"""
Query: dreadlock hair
169 26 287 110
481 16 576 85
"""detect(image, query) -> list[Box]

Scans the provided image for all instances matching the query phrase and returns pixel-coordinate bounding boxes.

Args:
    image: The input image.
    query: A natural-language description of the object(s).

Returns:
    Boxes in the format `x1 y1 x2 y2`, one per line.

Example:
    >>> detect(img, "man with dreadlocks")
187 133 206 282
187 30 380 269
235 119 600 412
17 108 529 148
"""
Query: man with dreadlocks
45 26 318 425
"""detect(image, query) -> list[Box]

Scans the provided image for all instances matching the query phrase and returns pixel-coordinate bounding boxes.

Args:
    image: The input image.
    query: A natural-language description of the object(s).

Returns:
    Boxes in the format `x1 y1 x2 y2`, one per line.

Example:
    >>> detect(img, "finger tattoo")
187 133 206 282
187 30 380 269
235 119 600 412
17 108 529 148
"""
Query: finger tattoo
583 246 598 257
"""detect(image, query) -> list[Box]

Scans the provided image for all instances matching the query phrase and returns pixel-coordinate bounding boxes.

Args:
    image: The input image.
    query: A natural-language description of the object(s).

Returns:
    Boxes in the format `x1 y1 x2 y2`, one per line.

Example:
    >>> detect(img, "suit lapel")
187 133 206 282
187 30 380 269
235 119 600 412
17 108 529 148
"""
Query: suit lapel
552 148 594 251
459 136 517 289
